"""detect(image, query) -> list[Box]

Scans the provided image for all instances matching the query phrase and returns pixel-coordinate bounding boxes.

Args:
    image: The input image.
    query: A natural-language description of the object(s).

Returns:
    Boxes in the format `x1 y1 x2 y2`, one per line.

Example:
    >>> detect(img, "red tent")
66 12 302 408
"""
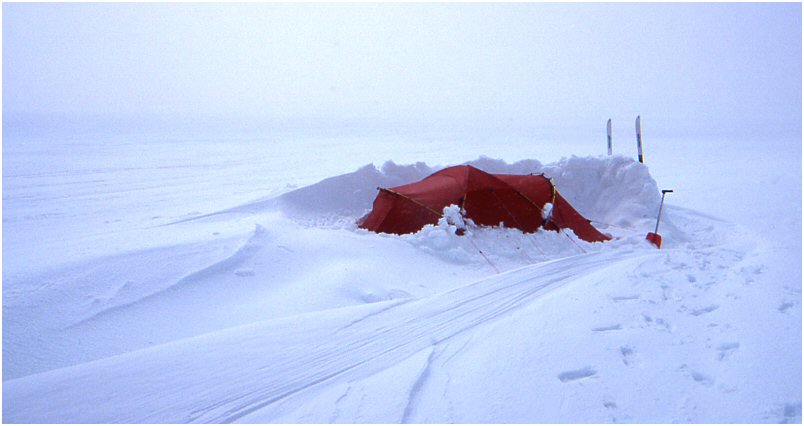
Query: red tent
359 165 610 243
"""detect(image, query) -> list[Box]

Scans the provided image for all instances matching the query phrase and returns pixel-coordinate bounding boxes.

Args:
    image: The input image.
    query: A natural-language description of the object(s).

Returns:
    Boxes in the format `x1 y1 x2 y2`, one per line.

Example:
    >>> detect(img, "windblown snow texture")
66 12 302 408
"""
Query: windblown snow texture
3 140 801 423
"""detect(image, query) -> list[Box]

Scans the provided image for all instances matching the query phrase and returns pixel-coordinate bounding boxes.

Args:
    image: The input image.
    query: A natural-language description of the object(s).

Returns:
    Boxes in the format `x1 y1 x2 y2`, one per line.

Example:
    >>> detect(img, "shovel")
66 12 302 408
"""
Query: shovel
646 189 673 248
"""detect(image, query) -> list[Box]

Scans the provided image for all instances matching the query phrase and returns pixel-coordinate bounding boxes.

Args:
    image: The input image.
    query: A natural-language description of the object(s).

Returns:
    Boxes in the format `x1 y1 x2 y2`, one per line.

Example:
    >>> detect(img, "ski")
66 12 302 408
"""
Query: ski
635 115 644 163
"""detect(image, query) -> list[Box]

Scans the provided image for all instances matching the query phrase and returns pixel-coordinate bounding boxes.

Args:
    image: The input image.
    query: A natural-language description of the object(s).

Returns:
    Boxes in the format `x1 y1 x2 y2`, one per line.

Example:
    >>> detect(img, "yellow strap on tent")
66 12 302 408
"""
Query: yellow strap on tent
550 181 557 205
380 187 442 216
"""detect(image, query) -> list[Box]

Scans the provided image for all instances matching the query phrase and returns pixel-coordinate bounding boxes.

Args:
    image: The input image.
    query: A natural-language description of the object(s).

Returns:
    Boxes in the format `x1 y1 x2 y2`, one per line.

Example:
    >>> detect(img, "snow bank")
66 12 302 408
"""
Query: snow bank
541 155 660 229
270 155 659 234
399 207 596 272
278 161 433 220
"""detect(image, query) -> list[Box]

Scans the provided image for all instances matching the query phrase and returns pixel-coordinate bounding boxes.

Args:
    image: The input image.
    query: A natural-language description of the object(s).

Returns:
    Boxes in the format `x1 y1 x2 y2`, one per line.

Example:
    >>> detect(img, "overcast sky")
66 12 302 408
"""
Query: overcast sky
3 2 801 133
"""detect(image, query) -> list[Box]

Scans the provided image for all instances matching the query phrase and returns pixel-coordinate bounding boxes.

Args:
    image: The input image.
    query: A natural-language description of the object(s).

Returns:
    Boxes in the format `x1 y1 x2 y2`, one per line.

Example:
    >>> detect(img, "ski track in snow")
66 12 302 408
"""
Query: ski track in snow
192 251 645 424
400 345 439 423
4 250 650 424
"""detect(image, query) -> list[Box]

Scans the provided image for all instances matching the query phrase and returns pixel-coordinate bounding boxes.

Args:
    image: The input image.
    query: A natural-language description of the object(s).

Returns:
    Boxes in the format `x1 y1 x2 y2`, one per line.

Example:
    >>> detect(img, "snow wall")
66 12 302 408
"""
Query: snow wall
271 155 661 232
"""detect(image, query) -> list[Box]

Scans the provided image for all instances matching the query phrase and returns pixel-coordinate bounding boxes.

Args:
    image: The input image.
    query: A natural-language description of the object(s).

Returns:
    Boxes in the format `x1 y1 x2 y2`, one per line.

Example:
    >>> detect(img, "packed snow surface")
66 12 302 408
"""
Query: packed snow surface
2 131 801 423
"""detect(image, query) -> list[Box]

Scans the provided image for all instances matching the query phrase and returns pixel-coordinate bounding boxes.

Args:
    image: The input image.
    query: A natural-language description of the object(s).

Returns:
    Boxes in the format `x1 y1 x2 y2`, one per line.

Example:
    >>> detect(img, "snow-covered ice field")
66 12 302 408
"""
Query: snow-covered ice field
2 123 801 423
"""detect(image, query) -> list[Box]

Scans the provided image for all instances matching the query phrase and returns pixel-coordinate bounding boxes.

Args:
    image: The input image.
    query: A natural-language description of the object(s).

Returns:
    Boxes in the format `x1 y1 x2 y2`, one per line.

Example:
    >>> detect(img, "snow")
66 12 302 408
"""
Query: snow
2 127 801 423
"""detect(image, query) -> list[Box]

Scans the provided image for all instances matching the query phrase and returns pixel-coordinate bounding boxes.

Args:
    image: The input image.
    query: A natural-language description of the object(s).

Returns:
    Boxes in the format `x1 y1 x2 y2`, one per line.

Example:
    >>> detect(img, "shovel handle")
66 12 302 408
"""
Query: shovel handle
654 189 673 234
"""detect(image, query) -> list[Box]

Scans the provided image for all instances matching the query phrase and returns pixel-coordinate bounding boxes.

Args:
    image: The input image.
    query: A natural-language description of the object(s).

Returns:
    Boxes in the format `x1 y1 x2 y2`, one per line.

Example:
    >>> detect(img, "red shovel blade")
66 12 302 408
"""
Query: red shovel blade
646 232 662 249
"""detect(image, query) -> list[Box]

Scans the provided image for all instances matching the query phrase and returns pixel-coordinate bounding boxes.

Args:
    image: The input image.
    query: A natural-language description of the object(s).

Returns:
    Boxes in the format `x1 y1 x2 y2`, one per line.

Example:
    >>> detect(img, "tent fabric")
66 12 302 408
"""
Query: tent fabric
493 173 611 243
359 165 610 243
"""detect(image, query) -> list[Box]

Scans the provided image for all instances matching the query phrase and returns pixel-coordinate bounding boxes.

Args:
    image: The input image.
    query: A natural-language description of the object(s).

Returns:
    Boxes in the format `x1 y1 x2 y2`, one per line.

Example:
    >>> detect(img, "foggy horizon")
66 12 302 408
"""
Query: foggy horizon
3 2 801 137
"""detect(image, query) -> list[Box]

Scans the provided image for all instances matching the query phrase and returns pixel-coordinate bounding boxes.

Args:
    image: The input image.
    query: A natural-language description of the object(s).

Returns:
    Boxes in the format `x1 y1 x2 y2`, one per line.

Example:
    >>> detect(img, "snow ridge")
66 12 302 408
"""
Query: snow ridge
66 224 267 329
